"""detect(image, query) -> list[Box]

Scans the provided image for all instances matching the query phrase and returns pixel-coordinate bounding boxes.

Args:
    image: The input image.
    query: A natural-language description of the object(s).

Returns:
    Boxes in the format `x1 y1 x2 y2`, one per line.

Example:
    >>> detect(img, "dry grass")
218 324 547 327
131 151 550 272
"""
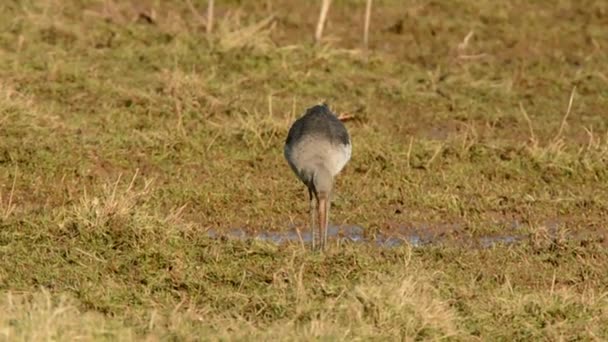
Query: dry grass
0 0 607 339
0 290 133 341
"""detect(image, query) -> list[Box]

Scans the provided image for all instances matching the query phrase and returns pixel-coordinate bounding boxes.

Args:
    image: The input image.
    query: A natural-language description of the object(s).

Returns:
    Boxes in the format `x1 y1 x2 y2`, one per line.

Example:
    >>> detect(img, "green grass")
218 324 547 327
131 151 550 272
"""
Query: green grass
1 0 607 340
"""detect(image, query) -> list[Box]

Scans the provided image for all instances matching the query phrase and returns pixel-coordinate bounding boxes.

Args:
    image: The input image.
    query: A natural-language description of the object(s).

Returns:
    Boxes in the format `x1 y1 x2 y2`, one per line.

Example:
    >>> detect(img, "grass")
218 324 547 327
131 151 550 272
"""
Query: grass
1 0 607 340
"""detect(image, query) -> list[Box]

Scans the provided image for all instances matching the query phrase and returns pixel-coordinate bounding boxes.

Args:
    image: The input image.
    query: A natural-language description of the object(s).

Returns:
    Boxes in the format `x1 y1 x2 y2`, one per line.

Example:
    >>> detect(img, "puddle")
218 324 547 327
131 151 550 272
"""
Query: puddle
205 217 608 248
206 225 522 248
478 235 521 248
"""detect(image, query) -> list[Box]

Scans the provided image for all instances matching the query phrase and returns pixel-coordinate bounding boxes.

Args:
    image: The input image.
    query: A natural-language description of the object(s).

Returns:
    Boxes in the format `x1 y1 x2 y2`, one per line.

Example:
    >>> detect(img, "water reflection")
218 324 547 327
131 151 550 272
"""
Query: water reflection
207 225 522 248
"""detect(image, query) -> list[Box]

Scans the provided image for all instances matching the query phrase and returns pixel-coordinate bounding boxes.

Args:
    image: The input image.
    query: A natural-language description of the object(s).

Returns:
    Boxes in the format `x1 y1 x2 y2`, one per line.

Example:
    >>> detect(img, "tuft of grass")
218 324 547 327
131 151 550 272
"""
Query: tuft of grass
0 289 133 341
215 11 276 52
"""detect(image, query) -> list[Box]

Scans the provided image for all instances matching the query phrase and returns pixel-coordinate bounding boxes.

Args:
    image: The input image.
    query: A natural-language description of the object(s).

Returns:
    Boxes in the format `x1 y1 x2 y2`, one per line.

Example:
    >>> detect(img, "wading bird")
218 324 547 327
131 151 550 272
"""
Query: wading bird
284 104 351 251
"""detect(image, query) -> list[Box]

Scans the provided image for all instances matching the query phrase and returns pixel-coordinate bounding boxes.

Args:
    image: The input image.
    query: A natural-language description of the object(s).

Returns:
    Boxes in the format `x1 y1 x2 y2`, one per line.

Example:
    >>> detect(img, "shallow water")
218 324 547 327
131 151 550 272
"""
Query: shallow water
206 225 523 248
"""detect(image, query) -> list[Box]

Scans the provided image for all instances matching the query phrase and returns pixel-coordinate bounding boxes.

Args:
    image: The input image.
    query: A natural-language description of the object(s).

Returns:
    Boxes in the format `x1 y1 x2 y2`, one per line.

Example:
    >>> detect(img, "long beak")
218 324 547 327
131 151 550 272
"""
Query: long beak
317 194 328 251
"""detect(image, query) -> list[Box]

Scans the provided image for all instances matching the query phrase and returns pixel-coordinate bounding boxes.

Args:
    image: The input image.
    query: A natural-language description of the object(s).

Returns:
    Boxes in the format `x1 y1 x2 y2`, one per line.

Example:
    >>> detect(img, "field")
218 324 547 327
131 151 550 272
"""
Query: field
1 0 608 340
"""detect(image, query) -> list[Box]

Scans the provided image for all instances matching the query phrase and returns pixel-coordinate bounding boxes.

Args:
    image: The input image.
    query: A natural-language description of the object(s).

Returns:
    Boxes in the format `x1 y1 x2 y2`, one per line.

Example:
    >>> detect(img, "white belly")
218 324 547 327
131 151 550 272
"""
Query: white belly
284 137 351 181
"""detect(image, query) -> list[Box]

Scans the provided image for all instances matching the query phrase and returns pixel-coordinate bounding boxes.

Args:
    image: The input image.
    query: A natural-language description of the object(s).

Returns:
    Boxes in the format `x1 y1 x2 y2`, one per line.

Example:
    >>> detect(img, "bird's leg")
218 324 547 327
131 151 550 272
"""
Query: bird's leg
317 192 328 251
309 188 316 250
324 196 331 248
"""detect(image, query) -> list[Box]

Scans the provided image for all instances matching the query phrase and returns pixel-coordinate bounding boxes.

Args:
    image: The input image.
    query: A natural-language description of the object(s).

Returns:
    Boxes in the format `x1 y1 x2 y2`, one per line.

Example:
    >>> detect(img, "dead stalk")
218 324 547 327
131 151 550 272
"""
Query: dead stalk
555 86 577 141
165 203 189 224
207 0 214 34
109 173 123 206
2 168 18 219
268 94 273 118
458 31 474 52
295 225 306 251
583 126 595 152
518 102 537 145
315 0 332 43
425 143 443 168
363 0 373 49
126 168 139 193
406 136 414 169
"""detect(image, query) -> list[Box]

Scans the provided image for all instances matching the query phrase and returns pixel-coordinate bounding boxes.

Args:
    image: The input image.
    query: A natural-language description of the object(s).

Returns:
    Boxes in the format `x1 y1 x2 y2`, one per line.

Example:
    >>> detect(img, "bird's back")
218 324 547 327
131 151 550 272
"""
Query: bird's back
285 104 350 147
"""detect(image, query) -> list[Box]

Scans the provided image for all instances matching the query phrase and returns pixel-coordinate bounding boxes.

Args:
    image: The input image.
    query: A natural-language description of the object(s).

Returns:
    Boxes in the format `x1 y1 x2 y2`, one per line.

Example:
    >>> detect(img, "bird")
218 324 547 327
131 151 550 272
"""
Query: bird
284 104 351 251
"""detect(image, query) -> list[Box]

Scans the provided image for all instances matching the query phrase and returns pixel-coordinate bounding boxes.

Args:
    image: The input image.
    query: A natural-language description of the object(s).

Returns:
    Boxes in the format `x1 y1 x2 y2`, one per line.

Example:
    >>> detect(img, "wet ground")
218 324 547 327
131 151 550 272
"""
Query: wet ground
207 220 606 249
207 225 523 248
